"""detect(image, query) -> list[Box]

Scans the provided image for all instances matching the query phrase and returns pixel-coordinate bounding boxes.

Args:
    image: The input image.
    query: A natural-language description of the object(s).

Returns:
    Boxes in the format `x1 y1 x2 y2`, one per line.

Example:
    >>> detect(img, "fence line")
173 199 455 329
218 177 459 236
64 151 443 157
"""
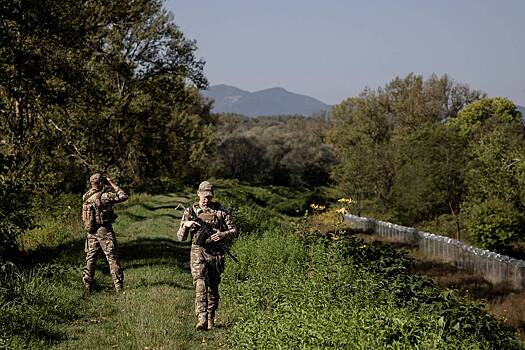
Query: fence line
344 214 525 290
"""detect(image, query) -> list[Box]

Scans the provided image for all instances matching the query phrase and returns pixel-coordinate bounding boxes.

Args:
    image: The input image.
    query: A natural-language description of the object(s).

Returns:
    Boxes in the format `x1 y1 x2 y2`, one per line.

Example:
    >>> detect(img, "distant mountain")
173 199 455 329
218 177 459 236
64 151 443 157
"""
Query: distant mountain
203 84 330 117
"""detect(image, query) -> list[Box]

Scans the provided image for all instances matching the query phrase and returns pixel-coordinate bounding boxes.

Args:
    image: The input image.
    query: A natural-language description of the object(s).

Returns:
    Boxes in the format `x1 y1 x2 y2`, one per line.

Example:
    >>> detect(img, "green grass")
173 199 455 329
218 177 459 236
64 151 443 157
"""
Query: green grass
2 185 524 349
1 192 231 349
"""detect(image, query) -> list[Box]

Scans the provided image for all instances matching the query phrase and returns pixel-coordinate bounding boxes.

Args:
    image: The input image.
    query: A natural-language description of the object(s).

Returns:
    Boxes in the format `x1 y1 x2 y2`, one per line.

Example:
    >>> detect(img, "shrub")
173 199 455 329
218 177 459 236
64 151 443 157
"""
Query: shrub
465 197 525 252
222 223 522 349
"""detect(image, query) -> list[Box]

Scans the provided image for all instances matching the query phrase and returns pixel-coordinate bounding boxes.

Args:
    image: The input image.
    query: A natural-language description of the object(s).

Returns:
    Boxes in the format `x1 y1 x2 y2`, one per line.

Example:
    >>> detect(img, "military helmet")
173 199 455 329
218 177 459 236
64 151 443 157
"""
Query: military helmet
90 173 103 185
198 181 214 196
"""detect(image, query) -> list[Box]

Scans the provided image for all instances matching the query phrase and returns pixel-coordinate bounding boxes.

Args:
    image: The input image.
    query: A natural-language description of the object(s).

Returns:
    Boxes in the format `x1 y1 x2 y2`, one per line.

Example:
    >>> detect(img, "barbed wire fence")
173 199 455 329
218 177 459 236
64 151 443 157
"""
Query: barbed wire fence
344 214 525 290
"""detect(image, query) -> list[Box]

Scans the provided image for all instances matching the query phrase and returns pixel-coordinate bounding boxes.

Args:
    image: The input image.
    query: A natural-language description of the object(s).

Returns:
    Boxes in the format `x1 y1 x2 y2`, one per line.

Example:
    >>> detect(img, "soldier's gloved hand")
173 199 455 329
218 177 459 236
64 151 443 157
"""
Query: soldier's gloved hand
105 176 118 189
183 220 199 228
210 229 225 242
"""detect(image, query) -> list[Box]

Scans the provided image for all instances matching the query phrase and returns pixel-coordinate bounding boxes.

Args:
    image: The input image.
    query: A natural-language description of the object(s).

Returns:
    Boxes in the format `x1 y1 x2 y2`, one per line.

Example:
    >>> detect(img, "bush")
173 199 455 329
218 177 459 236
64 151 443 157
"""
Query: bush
465 197 525 252
222 226 521 349
0 157 35 260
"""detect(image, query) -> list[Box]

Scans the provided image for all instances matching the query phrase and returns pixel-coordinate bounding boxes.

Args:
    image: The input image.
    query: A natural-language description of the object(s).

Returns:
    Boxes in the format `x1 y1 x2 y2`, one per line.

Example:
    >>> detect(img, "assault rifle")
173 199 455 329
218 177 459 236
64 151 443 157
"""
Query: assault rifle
187 211 213 246
186 208 239 264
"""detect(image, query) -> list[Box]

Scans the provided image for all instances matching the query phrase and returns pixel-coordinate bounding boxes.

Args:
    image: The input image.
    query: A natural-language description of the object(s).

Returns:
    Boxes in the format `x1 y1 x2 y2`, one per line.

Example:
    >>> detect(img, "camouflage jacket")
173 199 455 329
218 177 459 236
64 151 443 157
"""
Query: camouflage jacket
82 187 128 230
83 187 128 206
177 202 238 253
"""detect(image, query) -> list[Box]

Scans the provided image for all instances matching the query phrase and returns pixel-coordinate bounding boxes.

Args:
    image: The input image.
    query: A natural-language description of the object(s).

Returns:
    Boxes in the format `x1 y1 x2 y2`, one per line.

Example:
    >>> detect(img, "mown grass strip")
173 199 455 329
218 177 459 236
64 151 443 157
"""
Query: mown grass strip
1 193 232 349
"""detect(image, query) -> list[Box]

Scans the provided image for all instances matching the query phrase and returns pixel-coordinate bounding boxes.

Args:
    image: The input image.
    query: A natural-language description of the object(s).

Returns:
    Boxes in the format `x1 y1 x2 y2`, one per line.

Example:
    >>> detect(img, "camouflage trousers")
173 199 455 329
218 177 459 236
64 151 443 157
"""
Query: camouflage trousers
82 226 124 291
190 245 225 316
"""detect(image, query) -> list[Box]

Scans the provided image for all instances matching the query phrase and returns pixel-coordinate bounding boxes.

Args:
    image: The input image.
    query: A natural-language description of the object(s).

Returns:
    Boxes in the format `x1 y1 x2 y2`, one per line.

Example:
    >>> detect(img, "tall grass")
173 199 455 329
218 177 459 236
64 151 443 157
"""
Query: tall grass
0 262 83 349
222 225 523 349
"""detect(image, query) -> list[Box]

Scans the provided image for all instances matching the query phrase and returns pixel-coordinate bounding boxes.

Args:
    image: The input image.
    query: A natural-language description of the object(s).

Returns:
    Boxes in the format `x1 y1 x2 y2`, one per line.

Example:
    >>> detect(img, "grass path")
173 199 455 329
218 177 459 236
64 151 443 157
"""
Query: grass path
53 194 230 350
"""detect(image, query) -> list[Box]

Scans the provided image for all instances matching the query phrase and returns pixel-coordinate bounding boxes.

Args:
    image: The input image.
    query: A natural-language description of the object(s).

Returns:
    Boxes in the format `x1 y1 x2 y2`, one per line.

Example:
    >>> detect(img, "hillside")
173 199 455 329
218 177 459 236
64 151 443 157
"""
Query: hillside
203 84 331 117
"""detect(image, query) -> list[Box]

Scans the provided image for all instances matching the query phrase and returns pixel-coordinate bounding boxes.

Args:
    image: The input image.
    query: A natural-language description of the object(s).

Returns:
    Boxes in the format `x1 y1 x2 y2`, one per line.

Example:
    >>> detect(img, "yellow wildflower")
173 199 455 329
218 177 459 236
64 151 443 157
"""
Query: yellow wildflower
337 197 353 204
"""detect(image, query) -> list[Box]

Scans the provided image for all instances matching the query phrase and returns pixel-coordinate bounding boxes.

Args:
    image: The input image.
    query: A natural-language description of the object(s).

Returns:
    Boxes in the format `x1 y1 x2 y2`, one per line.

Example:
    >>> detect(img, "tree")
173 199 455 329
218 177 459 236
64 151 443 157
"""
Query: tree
0 0 211 256
464 197 525 252
453 98 525 250
448 97 522 138
327 73 483 218
391 123 466 236
68 0 210 185
327 90 393 213
385 73 483 137
210 115 335 187
211 136 269 182
0 0 211 189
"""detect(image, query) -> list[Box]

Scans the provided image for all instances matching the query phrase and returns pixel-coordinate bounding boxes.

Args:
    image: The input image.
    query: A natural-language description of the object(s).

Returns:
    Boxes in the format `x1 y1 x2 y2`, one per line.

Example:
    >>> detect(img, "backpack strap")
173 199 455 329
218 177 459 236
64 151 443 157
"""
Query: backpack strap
84 189 102 204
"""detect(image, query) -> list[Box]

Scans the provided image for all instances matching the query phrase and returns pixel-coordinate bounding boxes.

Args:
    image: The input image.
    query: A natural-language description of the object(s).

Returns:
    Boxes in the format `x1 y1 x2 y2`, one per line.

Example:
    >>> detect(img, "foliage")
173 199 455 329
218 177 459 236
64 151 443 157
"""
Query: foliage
212 136 269 182
210 115 336 188
0 262 83 349
464 123 525 205
327 75 525 252
0 0 211 188
0 155 34 260
0 0 213 258
464 198 525 252
459 102 525 251
216 182 326 219
327 73 482 216
223 224 522 349
2 185 524 348
448 97 522 138
391 123 465 225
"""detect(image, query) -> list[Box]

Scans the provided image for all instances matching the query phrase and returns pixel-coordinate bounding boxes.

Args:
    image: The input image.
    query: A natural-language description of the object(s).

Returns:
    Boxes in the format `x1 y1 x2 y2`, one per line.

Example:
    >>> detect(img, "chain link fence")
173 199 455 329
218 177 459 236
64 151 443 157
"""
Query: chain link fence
344 214 525 290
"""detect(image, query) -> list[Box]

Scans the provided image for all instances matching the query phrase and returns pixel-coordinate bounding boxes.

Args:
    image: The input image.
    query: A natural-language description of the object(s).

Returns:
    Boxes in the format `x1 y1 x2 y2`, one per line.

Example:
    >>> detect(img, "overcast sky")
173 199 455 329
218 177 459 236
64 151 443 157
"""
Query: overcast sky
166 0 524 106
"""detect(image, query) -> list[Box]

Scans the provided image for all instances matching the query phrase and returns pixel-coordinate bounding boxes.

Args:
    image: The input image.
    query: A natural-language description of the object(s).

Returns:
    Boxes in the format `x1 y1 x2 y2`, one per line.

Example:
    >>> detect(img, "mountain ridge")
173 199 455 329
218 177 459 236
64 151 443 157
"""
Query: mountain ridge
203 84 330 117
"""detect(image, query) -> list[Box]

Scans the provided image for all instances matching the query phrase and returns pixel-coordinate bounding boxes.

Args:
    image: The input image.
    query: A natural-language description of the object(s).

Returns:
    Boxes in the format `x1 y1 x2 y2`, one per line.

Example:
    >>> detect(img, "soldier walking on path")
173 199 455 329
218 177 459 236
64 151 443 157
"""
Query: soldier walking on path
82 173 128 294
177 181 238 330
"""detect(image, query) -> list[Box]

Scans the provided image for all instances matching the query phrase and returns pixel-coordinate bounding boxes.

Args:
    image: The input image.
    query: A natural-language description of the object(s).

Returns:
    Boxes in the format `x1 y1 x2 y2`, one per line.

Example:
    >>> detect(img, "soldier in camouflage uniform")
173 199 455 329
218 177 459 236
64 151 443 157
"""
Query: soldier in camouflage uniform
177 181 238 330
82 173 128 293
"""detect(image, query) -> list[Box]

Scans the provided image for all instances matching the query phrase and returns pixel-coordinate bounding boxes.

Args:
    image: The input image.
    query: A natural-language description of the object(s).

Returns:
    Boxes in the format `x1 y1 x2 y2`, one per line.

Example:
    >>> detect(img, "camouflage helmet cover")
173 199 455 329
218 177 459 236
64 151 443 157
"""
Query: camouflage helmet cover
90 173 103 185
198 181 214 196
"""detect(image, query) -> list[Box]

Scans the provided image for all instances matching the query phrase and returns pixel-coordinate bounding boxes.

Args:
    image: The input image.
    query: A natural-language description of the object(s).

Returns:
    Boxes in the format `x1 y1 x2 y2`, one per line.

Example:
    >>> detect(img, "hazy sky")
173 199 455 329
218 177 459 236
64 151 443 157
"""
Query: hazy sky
166 0 524 106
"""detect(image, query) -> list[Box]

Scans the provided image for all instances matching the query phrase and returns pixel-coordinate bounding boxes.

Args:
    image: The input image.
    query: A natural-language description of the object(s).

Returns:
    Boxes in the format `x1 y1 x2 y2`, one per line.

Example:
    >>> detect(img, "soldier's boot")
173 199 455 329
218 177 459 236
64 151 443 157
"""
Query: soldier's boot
195 313 208 330
207 311 215 330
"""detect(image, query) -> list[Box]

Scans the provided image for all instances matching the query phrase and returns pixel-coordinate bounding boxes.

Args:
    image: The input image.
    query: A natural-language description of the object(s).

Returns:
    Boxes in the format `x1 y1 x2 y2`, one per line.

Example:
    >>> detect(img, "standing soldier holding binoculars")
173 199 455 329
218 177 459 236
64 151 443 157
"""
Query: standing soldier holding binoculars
82 173 128 294
177 181 238 330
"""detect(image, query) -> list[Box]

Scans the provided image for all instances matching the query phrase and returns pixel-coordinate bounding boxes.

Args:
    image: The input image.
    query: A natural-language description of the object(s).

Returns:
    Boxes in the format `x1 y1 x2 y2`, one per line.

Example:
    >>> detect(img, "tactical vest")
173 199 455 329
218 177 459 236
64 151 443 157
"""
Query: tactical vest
191 207 220 246
198 211 218 227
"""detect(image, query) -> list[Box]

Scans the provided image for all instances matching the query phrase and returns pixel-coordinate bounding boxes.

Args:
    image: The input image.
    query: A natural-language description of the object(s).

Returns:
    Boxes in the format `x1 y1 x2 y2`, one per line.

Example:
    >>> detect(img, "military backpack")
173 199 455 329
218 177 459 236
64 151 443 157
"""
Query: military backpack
82 191 117 233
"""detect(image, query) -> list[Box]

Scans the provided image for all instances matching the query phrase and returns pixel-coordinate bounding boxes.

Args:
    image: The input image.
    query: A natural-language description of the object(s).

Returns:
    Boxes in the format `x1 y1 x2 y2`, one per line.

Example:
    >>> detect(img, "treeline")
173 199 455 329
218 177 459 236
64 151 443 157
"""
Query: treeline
0 0 336 260
327 73 525 253
208 114 336 187
0 0 213 259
